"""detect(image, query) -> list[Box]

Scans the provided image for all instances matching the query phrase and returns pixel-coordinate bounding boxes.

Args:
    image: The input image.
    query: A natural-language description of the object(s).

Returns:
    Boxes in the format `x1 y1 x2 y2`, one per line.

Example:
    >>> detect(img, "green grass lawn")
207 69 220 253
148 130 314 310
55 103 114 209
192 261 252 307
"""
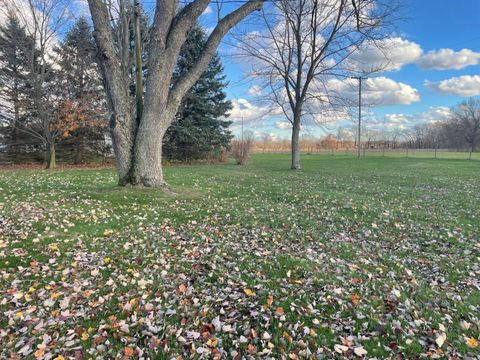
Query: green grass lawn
1 155 479 359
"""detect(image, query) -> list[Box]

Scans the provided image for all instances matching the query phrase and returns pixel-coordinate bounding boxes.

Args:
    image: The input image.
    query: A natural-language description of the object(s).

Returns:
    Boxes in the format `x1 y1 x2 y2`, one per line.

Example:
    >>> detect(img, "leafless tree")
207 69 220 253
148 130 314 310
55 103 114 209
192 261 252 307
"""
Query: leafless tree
260 132 272 153
236 0 397 169
363 128 379 148
87 0 264 187
411 124 428 149
450 98 480 159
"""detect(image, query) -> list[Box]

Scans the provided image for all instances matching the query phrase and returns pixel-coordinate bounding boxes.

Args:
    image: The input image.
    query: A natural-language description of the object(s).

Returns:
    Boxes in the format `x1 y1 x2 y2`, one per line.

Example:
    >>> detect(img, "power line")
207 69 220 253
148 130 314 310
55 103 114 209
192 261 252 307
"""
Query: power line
350 75 367 159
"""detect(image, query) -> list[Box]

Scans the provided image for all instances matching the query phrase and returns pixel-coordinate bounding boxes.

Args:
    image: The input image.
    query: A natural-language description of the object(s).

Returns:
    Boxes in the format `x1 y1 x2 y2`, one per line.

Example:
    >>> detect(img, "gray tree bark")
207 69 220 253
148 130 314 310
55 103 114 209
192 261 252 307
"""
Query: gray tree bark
46 142 56 169
291 114 301 170
88 0 264 187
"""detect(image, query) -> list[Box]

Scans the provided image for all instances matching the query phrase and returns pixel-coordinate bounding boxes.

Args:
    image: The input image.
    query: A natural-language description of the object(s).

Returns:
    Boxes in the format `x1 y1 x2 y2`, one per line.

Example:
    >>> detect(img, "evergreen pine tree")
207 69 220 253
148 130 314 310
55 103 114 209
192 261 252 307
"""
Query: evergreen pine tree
163 26 233 162
0 13 36 159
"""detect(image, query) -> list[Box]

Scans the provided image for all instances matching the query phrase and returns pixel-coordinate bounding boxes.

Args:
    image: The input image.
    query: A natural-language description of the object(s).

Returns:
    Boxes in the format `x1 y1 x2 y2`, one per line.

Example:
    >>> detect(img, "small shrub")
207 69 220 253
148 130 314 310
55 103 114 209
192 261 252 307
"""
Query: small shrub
218 146 229 163
231 138 253 165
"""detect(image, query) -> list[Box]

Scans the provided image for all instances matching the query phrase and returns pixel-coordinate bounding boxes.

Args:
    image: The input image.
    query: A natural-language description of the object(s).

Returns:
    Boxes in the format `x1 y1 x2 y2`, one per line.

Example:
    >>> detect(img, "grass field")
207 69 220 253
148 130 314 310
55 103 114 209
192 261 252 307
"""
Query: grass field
273 149 480 161
1 155 479 359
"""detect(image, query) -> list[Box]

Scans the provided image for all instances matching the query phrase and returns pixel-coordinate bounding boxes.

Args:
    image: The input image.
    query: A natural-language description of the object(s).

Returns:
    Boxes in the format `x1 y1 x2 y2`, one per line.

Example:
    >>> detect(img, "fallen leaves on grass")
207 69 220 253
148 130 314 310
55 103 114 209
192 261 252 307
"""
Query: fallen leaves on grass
1 161 479 359
466 337 478 349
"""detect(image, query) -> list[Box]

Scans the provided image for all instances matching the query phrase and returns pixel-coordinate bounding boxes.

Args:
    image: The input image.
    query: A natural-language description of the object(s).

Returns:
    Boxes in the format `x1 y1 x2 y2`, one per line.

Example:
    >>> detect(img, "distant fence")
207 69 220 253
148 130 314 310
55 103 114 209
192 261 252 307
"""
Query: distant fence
253 148 480 161
358 148 479 160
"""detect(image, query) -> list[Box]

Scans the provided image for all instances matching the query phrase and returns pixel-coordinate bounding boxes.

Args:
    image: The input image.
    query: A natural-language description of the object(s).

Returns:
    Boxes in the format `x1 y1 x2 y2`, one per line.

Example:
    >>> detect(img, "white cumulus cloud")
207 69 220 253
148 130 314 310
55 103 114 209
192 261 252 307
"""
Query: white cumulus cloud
420 106 452 122
369 106 453 133
349 37 480 72
275 121 291 129
417 48 480 70
425 75 480 96
327 77 420 106
349 37 423 72
229 98 281 124
367 77 420 105
383 114 410 124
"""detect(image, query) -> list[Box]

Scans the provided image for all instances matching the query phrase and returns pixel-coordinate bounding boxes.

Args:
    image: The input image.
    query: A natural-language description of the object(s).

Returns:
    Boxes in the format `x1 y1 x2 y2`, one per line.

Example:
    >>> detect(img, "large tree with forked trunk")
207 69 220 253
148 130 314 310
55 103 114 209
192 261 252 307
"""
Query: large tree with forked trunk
87 0 264 187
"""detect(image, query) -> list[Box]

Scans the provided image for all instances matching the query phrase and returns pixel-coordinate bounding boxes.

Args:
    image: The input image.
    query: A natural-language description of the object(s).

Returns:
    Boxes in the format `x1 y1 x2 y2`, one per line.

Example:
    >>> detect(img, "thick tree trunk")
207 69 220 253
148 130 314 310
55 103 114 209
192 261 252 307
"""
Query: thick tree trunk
87 0 264 188
132 111 170 187
74 132 85 164
291 117 301 170
10 126 19 161
46 142 56 169
110 112 136 186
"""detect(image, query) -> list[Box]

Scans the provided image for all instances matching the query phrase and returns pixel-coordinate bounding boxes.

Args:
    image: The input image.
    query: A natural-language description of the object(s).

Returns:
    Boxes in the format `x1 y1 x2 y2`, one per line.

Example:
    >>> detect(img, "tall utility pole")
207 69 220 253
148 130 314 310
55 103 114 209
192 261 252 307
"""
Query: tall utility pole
351 76 366 159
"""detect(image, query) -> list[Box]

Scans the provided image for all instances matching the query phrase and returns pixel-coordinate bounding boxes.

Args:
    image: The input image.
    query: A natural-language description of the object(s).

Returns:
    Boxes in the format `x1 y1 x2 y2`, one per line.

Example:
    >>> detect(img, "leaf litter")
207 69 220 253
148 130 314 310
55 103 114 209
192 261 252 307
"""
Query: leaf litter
0 159 479 359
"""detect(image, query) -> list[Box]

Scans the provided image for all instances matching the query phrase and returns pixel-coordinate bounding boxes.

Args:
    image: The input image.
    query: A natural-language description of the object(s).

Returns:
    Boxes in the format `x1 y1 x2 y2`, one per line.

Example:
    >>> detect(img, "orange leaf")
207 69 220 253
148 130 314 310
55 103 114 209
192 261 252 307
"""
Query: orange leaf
124 346 135 357
178 284 187 294
466 337 478 348
350 293 361 305
283 331 293 343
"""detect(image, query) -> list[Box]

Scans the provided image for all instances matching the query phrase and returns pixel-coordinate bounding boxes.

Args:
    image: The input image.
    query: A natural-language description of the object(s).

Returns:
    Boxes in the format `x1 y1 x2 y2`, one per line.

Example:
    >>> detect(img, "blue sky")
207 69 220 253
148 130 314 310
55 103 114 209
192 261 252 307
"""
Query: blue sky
385 0 480 111
63 0 480 139
197 0 480 139
4 0 478 141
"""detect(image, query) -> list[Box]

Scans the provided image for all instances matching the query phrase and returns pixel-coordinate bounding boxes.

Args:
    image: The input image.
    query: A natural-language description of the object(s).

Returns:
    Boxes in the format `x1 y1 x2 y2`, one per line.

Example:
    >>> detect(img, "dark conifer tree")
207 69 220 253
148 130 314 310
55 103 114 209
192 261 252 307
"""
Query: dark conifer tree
0 14 36 159
163 26 233 162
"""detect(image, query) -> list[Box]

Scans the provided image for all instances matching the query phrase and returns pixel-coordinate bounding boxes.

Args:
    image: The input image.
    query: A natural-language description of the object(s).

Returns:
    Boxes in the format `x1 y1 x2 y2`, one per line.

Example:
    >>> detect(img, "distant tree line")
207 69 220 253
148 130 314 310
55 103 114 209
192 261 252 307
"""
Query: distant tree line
405 99 480 155
0 6 232 167
248 99 480 156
